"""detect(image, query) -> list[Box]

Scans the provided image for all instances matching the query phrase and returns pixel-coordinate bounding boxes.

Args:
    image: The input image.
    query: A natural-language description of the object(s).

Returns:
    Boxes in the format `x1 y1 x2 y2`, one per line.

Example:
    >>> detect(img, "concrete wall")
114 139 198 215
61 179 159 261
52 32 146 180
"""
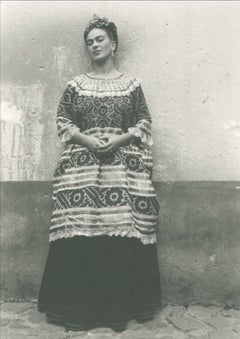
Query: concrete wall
1 1 240 306
1 181 240 307
1 1 240 181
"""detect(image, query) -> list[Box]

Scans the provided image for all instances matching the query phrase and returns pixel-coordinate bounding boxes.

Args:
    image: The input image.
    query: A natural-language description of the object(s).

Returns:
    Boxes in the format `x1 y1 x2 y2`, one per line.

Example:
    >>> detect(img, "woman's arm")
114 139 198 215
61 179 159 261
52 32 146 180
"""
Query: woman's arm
57 84 105 153
69 131 106 153
97 83 153 156
127 84 154 147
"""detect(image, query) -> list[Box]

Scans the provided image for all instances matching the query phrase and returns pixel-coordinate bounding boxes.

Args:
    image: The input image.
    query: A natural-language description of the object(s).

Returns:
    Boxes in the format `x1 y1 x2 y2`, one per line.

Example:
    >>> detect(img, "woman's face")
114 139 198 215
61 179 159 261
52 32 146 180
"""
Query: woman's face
86 28 116 63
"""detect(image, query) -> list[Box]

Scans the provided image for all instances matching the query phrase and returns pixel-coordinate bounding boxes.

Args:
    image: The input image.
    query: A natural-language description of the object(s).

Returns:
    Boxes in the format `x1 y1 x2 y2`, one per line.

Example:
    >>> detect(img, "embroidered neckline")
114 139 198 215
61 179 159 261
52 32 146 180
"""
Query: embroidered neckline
68 73 141 98
85 72 124 81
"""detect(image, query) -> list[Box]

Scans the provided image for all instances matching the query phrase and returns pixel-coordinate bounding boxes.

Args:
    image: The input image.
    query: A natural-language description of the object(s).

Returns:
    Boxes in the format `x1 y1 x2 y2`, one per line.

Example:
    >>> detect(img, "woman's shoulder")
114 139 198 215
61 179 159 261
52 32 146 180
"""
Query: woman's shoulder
121 73 142 85
121 73 140 81
66 74 86 87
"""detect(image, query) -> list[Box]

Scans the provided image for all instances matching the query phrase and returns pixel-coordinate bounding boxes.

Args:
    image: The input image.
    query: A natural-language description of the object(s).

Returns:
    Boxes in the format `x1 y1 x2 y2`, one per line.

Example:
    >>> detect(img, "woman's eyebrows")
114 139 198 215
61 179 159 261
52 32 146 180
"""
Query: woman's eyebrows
87 35 105 42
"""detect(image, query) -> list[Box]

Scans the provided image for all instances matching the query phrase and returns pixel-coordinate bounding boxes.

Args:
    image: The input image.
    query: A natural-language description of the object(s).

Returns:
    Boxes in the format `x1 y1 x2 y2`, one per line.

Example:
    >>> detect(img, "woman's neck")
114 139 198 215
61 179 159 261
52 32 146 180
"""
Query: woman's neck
90 59 120 78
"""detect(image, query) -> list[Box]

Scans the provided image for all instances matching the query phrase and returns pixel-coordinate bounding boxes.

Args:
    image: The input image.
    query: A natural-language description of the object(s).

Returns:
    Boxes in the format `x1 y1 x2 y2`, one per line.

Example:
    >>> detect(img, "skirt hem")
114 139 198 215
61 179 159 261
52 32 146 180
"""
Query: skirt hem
38 301 162 332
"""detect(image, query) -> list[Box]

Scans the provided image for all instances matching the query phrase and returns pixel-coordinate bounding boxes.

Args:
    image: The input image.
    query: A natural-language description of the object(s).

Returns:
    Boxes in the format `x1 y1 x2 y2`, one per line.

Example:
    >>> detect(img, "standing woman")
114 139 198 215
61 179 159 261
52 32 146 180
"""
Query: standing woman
38 15 161 332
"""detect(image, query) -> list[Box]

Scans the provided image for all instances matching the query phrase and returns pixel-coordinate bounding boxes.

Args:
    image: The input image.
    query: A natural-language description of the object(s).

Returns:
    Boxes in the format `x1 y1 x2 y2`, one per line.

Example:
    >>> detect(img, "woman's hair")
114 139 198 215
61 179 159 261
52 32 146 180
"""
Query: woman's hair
84 15 118 53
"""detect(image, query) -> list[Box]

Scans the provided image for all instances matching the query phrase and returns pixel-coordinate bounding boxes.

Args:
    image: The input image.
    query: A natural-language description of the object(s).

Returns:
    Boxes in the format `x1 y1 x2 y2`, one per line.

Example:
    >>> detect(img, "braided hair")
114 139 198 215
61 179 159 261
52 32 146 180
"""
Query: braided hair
84 15 118 53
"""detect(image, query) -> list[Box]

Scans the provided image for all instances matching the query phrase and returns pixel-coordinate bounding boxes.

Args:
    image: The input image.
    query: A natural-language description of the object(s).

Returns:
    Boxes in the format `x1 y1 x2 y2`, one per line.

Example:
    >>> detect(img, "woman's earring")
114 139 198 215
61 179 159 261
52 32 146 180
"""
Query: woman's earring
111 50 115 57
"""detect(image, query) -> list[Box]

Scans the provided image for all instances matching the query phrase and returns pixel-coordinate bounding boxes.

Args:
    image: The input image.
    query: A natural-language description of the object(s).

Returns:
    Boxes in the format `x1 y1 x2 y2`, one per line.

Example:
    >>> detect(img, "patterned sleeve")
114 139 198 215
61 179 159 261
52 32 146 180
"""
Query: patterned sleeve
128 84 154 147
56 84 80 143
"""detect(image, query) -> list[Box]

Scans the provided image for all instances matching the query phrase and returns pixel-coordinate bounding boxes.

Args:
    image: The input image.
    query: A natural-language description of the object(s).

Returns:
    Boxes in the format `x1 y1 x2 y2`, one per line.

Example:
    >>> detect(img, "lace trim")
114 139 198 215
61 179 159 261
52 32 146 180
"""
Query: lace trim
49 226 156 245
128 119 154 147
68 74 141 98
57 117 80 143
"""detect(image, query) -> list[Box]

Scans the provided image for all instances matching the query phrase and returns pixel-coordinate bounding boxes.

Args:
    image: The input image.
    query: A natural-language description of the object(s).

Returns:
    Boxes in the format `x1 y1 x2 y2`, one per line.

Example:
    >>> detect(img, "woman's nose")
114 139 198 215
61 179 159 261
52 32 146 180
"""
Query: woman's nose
92 41 99 49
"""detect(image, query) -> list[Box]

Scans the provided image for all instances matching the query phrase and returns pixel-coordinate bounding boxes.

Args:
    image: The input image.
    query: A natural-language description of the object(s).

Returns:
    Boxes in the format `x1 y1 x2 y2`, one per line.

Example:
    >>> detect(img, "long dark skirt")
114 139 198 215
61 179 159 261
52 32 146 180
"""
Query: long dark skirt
38 235 161 332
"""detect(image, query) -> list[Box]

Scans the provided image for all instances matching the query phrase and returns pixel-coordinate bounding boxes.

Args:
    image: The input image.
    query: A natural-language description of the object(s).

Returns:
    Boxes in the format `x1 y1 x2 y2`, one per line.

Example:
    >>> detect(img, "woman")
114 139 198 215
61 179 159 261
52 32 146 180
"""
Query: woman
38 15 161 332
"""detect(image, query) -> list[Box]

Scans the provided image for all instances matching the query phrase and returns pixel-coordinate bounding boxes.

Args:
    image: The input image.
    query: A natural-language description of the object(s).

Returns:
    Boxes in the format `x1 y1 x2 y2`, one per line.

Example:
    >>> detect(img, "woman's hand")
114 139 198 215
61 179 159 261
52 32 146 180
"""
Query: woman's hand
69 131 134 156
83 135 106 153
96 133 134 157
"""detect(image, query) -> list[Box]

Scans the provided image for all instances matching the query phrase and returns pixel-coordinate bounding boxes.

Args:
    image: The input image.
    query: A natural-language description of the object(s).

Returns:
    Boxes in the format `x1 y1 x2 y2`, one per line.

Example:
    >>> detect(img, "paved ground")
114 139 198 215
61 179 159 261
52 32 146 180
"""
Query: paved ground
0 301 240 339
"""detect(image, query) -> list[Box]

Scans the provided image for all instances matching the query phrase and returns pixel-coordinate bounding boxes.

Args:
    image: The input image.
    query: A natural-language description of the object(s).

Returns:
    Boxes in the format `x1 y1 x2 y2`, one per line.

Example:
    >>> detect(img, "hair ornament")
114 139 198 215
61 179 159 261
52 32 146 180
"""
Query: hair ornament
86 14 109 29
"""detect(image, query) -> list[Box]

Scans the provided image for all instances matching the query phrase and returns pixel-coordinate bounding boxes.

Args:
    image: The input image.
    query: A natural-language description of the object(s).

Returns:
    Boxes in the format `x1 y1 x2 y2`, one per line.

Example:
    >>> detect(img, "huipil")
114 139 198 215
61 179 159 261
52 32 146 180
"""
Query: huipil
50 73 159 245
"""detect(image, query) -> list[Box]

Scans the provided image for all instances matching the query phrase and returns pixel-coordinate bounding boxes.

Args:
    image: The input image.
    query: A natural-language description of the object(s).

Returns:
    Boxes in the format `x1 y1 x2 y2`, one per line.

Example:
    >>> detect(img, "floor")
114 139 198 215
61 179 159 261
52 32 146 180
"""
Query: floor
0 302 240 338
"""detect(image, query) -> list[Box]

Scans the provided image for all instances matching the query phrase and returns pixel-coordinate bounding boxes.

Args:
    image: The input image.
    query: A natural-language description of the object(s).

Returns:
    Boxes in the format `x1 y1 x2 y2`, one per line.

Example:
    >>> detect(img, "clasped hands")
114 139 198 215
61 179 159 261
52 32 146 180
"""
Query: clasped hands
85 135 124 157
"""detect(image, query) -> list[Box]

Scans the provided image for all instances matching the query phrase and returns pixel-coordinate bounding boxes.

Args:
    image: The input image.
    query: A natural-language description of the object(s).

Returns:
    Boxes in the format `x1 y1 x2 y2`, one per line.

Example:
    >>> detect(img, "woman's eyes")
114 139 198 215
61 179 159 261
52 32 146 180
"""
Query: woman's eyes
87 37 105 46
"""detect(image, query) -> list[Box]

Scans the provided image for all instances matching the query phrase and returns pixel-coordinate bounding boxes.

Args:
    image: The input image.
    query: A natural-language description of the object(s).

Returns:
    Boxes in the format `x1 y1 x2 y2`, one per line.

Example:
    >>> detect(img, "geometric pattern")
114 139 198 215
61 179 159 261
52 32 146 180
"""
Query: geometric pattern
49 74 159 245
